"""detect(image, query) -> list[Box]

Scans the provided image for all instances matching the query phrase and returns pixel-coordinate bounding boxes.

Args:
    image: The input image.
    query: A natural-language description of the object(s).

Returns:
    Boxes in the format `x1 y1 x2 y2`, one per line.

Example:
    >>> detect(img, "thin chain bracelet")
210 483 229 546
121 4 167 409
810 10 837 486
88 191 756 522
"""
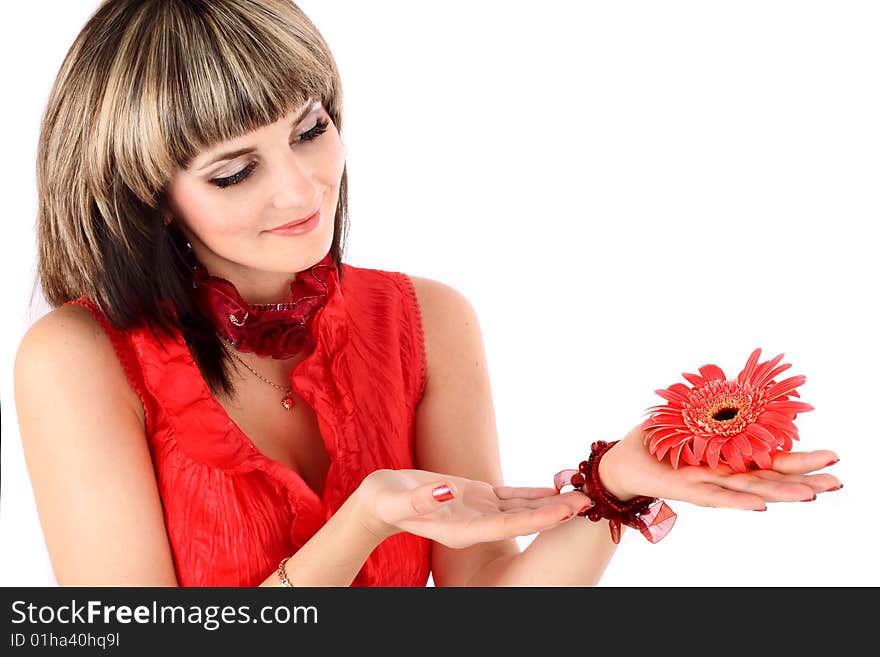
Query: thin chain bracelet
276 556 294 587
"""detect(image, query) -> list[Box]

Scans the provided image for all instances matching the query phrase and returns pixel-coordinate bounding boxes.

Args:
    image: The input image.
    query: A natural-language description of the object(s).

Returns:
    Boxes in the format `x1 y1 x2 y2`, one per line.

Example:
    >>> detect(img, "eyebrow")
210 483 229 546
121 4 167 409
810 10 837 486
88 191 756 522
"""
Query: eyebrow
194 101 319 172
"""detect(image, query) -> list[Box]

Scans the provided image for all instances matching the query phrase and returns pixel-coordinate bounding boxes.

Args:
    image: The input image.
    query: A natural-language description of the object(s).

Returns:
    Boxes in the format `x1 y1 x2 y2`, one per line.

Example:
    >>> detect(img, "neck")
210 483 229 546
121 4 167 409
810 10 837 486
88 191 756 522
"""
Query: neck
225 271 300 305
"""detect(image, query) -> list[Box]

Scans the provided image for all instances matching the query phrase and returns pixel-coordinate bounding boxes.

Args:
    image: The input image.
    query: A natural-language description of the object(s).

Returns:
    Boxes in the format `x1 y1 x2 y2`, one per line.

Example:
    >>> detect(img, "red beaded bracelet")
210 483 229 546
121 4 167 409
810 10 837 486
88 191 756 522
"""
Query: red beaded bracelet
554 440 677 544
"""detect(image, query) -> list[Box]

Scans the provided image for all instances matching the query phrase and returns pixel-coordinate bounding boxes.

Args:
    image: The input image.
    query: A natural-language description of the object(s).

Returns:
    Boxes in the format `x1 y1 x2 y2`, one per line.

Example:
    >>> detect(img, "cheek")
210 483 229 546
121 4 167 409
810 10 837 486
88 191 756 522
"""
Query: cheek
175 191 252 237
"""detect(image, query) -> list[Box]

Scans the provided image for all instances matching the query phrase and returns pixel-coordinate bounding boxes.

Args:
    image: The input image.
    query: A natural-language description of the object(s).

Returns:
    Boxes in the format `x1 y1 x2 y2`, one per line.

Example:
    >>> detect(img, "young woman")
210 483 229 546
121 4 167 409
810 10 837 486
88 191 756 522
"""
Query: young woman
14 0 841 587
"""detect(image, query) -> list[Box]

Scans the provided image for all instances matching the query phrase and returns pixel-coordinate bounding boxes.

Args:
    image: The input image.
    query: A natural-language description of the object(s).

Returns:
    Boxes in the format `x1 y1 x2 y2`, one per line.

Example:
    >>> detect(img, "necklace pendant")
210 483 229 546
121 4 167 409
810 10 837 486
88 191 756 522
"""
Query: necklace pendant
281 394 295 411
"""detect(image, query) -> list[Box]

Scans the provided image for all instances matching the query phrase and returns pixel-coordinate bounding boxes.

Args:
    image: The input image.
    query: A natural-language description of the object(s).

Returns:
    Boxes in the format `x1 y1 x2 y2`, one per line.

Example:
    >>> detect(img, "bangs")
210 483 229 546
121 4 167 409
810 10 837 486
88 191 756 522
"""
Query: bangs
103 0 339 206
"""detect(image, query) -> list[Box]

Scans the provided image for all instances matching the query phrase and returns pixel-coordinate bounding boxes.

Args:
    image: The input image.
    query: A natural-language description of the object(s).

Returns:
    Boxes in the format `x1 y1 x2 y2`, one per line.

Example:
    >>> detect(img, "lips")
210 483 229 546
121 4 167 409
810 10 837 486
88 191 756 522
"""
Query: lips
267 207 320 232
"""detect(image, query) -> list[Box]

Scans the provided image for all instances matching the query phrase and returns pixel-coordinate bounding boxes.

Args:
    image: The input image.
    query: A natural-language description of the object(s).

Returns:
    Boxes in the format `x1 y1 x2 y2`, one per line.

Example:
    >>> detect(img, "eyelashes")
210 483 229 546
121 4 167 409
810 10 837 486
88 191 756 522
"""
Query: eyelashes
210 118 331 189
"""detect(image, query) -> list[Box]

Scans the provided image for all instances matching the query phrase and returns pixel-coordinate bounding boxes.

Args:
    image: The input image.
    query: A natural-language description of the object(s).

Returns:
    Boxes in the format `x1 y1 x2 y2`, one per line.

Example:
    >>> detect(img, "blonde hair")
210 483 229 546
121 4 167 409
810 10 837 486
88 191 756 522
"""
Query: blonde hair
34 0 350 394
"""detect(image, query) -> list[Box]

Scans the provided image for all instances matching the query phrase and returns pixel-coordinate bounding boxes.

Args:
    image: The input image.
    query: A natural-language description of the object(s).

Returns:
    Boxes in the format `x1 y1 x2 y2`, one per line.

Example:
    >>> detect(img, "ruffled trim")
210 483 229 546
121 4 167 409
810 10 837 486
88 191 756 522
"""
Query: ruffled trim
192 254 336 359
399 273 428 406
128 263 350 547
290 264 358 514
71 264 431 585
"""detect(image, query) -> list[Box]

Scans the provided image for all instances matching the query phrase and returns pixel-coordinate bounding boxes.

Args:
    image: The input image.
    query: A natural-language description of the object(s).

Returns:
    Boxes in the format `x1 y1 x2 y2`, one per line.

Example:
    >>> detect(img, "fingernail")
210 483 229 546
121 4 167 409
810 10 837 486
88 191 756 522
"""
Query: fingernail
828 484 844 492
432 485 454 502
800 495 817 502
579 503 593 515
754 506 767 512
561 511 575 521
825 458 840 467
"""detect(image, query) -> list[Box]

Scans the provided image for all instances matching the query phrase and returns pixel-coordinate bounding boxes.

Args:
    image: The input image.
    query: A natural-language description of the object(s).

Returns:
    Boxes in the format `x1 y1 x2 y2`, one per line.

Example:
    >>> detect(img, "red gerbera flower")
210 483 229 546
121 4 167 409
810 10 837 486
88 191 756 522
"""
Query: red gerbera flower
641 348 814 472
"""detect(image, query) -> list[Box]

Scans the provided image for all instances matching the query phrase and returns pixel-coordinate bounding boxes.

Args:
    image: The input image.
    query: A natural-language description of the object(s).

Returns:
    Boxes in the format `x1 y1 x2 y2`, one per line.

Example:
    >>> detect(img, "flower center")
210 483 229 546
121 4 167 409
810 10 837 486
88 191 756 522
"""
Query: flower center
681 379 766 437
712 406 740 422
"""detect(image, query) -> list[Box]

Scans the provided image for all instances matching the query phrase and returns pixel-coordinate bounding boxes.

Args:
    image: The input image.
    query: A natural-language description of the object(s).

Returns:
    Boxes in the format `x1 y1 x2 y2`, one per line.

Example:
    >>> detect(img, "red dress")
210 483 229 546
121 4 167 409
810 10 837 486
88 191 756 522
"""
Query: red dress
66 263 430 586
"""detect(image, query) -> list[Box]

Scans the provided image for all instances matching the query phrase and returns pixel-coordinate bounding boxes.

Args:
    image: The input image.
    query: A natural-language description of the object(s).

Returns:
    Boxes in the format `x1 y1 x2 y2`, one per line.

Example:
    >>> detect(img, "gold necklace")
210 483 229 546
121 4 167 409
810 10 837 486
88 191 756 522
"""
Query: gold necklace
218 337 296 411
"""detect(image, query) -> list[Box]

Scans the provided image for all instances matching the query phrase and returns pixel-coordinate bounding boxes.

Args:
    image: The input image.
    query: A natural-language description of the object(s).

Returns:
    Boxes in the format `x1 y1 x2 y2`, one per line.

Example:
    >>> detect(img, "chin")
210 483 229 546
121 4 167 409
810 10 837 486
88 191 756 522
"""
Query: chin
269 232 334 271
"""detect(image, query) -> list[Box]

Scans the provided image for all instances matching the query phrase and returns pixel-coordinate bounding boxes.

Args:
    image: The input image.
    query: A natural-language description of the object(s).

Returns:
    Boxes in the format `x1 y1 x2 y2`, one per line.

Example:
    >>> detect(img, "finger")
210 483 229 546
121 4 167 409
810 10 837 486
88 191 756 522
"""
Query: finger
678 482 768 511
716 473 816 503
398 503 577 550
478 503 577 541
750 470 842 494
770 450 840 475
497 490 592 514
375 480 457 524
493 485 561 500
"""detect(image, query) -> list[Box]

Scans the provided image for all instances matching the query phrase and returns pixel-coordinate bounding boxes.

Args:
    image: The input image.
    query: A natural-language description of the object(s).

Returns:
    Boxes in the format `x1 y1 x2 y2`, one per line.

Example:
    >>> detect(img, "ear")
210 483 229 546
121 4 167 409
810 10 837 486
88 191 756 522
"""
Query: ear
155 195 174 226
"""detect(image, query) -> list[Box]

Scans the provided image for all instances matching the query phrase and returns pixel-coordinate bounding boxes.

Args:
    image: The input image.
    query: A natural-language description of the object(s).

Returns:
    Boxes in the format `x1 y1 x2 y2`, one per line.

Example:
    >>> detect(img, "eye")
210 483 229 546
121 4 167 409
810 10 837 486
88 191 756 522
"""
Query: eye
211 162 257 189
298 117 330 143
210 117 331 189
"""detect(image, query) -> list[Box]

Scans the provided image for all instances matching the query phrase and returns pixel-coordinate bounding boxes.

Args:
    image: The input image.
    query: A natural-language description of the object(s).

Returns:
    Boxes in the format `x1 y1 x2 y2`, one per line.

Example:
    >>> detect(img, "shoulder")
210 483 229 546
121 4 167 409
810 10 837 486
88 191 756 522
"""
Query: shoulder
14 303 144 427
17 302 118 370
407 275 475 317
405 275 485 396
407 275 481 352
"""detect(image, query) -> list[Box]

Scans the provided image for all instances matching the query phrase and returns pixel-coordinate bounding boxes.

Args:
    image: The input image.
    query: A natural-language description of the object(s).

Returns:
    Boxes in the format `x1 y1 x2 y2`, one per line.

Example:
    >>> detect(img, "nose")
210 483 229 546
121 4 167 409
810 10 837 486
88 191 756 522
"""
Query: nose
270 150 319 212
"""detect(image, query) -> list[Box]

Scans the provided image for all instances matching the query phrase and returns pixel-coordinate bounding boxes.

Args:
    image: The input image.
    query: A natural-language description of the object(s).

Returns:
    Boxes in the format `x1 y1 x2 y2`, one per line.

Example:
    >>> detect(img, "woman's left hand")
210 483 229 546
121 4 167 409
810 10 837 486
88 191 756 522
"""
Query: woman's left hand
598 424 843 510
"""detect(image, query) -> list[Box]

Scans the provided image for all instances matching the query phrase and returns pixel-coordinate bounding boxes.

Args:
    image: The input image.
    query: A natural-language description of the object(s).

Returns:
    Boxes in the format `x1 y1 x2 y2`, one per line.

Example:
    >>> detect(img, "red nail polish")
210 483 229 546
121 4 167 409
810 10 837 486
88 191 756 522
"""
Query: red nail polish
579 503 593 515
828 484 843 491
800 495 817 502
825 458 840 467
754 507 767 512
432 485 454 502
561 511 575 521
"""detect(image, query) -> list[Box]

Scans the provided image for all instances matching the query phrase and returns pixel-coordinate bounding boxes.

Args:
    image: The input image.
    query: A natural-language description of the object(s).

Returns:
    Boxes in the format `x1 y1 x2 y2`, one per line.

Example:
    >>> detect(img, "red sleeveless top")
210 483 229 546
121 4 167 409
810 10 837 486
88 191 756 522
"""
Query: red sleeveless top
66 263 431 587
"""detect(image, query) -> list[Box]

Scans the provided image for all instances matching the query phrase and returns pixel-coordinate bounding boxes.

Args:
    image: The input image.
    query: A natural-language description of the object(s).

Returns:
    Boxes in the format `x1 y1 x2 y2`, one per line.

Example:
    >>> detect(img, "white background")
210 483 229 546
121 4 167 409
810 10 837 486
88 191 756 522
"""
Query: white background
2 1 877 586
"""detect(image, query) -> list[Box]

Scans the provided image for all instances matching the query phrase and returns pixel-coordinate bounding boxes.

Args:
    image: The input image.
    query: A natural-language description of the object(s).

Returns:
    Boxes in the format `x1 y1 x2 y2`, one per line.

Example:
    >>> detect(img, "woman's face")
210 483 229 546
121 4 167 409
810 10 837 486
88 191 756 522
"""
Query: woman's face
163 98 344 303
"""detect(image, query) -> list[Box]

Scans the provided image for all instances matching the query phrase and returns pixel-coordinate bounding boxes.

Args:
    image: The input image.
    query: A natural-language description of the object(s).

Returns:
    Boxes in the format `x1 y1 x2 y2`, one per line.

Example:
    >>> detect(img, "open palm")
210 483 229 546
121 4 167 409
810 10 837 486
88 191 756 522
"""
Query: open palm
603 424 842 510
359 468 591 549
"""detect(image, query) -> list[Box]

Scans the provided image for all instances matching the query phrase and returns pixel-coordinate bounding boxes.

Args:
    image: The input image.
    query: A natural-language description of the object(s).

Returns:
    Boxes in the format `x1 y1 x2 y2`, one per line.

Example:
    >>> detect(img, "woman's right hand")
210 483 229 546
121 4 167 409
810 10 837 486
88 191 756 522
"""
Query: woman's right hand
354 468 593 549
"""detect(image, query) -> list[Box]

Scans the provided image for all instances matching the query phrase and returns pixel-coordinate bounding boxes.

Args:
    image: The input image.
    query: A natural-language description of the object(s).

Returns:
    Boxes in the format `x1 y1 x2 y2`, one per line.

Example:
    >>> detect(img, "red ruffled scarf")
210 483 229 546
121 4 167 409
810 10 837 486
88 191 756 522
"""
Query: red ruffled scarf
172 228 337 359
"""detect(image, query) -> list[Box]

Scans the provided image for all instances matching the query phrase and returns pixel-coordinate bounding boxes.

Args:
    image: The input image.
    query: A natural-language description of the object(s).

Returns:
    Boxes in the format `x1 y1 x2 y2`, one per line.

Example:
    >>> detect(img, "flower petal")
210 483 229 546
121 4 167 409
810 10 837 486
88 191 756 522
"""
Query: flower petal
721 442 748 473
765 400 815 415
731 432 753 455
706 439 723 469
762 424 792 450
670 442 687 469
751 352 785 387
764 375 807 401
752 449 772 469
643 404 679 416
698 363 727 382
752 362 793 389
670 383 693 398
737 348 762 384
655 438 680 461
643 418 688 432
655 388 689 404
745 423 776 447
692 434 708 462
757 411 797 433
682 372 706 387
680 443 700 466
647 429 682 452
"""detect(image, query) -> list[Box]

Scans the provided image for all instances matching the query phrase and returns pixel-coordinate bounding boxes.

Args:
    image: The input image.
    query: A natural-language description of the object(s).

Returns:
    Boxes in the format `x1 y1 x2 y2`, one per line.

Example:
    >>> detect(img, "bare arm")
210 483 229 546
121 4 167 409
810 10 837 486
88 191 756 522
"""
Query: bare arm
410 278 844 586
410 276 613 586
15 305 179 585
14 305 381 587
